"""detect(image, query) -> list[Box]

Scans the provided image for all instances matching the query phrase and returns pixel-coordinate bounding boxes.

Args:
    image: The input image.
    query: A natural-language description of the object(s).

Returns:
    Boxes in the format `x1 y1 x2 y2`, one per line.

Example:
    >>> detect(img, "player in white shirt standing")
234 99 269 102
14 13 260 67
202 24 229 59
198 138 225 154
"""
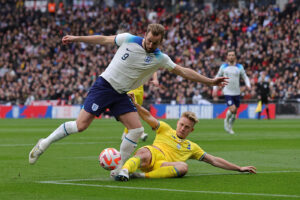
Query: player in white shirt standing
29 24 228 177
213 50 251 134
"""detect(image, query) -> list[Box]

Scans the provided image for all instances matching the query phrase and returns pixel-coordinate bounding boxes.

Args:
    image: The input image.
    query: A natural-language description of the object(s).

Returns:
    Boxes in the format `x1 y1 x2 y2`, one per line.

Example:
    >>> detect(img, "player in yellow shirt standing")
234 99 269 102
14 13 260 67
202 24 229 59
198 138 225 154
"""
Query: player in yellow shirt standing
115 94 256 181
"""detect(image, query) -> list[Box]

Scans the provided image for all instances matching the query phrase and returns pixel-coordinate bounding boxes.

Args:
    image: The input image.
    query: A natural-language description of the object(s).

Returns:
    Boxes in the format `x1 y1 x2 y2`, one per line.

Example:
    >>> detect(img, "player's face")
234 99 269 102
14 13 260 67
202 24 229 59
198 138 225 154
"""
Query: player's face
176 117 195 139
227 52 236 63
143 32 162 53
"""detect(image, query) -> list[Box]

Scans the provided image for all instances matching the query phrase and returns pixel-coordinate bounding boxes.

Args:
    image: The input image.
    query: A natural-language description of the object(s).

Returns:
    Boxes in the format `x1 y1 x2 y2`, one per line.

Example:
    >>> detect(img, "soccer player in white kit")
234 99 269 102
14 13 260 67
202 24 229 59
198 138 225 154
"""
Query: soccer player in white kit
213 50 251 134
29 24 228 177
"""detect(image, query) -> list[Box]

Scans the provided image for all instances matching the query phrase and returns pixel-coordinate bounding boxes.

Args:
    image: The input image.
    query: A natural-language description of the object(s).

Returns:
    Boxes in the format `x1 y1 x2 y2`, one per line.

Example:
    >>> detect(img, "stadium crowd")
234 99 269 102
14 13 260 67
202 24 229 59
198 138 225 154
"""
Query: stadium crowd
0 0 299 105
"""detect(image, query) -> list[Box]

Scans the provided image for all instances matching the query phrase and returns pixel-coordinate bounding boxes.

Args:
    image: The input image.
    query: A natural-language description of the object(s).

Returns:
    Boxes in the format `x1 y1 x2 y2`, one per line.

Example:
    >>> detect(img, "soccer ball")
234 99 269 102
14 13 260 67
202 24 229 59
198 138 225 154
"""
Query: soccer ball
99 148 121 170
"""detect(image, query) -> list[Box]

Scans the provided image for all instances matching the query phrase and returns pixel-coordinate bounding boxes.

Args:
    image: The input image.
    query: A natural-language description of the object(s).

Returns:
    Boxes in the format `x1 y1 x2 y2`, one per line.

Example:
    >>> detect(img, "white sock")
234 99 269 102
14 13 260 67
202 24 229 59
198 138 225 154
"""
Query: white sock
226 110 232 122
121 132 126 140
40 121 78 150
229 114 236 128
119 127 144 165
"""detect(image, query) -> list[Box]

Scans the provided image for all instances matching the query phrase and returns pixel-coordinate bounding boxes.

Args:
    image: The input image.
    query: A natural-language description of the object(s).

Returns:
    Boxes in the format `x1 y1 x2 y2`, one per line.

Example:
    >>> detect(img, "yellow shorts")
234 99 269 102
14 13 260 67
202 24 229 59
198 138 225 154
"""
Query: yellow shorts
138 145 167 172
128 85 144 106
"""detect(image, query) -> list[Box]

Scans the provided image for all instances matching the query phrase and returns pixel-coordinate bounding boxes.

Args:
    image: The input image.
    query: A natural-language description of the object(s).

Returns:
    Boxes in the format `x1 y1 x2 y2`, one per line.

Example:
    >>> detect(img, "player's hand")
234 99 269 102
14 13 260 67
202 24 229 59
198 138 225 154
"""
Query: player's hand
62 35 77 45
128 93 137 105
150 79 159 87
239 166 256 174
211 77 229 87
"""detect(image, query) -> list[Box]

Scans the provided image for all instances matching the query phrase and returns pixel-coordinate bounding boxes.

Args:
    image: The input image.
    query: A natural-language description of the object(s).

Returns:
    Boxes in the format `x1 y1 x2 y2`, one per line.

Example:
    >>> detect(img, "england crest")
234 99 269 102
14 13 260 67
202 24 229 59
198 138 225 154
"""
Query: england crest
144 56 152 63
92 103 99 111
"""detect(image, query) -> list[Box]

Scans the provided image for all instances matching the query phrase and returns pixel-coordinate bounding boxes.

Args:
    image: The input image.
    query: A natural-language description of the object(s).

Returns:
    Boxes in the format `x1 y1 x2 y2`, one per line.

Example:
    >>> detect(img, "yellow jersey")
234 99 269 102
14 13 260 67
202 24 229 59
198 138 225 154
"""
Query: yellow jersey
128 85 144 105
153 121 206 162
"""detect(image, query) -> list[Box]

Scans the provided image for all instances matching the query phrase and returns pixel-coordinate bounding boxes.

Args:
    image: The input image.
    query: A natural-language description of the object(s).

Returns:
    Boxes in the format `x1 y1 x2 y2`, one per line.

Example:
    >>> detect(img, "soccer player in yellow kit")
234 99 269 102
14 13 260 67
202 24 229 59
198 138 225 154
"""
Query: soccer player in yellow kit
115 94 256 181
121 73 159 142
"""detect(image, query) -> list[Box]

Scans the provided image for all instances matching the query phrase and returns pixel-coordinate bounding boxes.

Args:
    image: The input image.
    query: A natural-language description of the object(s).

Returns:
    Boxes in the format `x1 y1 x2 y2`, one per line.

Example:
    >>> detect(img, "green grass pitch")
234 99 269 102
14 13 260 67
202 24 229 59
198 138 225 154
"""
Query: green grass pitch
0 118 299 200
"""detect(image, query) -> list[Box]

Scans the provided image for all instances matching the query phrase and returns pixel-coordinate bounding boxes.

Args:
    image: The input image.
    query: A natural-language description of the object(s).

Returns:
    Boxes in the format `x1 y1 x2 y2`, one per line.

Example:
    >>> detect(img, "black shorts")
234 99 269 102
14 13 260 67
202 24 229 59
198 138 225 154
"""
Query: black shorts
261 96 268 104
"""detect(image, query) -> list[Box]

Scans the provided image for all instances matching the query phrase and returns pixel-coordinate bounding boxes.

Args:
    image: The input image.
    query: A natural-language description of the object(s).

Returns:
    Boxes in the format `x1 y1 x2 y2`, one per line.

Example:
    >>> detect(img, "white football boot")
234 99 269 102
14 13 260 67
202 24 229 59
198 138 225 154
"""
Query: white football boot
224 119 234 134
29 138 45 164
115 169 129 182
140 132 148 142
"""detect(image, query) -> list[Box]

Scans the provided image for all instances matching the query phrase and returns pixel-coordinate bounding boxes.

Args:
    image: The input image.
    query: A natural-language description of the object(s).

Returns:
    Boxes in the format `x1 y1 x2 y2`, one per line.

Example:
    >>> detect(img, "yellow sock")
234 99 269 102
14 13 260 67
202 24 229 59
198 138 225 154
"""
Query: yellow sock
122 157 141 173
145 166 179 178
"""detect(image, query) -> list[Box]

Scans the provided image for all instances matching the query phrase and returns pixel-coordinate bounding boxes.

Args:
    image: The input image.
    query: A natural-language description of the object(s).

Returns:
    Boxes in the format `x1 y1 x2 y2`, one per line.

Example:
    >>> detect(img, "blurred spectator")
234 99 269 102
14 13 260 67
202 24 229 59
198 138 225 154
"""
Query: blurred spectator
192 90 211 105
0 0 299 106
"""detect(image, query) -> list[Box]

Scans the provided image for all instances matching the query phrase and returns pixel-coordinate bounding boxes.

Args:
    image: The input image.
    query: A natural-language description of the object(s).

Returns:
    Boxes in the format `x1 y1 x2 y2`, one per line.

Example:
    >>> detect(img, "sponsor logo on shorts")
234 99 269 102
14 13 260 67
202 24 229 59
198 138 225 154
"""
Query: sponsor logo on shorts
228 100 232 105
92 103 99 111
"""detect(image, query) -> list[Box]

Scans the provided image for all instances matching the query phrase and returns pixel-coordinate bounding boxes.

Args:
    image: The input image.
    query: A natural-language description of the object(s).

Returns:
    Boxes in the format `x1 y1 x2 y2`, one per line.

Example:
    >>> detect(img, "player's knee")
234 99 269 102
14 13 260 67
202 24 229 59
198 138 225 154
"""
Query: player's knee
135 148 151 167
230 108 237 114
177 162 188 177
76 122 88 132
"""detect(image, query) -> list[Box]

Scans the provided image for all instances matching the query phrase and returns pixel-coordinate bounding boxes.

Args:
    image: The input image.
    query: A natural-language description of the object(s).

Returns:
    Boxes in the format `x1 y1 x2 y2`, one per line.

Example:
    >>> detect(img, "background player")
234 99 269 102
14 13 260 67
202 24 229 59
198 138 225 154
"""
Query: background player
213 50 251 134
115 94 256 181
29 24 228 177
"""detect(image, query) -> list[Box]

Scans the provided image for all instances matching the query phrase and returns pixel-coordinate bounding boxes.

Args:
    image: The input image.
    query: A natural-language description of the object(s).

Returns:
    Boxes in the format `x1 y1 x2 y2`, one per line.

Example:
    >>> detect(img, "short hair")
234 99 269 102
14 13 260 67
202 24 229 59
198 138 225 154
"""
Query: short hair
146 24 165 42
227 49 236 55
181 111 199 125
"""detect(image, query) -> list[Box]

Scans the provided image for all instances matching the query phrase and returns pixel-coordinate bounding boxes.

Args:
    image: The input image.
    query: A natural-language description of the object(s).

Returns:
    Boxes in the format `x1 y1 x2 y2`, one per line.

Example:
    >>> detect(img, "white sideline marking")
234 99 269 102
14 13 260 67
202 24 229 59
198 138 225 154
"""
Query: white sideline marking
0 141 119 147
54 170 300 182
38 180 300 199
38 171 300 199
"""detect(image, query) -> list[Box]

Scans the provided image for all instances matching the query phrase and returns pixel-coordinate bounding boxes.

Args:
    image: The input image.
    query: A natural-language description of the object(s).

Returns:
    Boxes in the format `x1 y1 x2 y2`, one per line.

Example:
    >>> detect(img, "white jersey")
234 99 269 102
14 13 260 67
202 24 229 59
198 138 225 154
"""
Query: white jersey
214 63 251 96
101 33 176 93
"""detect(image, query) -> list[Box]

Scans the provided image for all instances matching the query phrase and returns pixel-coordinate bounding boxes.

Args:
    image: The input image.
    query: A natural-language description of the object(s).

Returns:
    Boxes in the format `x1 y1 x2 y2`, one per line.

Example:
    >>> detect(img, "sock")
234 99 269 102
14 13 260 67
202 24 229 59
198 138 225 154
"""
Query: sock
258 112 261 119
145 166 179 178
122 129 147 140
266 108 270 119
40 121 78 150
121 132 126 140
229 114 236 128
226 110 232 122
122 156 141 173
119 127 144 165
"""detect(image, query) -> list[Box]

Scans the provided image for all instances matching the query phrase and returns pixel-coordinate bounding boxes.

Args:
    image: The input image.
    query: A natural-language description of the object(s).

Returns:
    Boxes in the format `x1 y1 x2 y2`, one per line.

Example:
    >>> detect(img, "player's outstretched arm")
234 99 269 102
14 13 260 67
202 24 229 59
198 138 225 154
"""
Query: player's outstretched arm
62 35 116 45
202 154 256 174
150 72 159 87
171 65 228 87
128 93 159 130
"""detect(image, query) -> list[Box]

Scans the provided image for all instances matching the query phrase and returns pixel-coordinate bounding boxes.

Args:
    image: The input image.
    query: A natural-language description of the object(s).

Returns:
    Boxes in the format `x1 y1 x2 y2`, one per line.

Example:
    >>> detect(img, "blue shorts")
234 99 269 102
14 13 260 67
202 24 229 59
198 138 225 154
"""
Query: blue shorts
224 95 240 108
83 76 137 118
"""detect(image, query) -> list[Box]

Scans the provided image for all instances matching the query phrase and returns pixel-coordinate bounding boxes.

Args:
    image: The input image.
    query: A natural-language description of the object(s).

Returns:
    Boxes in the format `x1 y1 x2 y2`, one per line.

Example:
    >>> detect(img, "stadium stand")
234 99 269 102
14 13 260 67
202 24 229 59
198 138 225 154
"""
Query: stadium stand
0 0 299 107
